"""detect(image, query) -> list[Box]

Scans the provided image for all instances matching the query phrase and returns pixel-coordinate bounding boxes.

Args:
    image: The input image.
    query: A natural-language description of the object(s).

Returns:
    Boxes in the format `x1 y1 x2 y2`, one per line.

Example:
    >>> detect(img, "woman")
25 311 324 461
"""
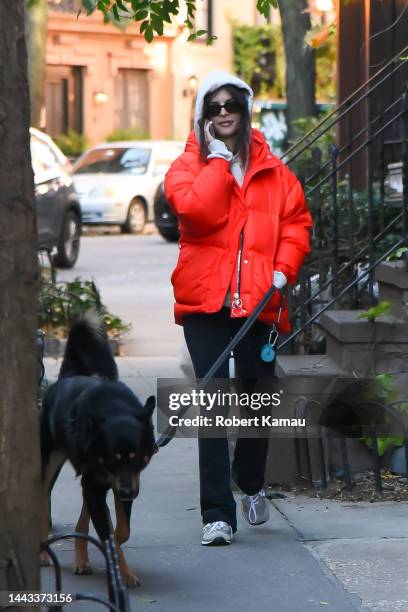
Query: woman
164 71 312 546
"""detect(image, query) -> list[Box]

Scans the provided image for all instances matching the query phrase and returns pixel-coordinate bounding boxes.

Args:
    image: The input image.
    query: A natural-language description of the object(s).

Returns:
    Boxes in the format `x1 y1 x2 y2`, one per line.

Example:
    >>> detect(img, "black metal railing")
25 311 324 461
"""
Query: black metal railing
280 45 408 353
41 532 130 612
293 395 408 494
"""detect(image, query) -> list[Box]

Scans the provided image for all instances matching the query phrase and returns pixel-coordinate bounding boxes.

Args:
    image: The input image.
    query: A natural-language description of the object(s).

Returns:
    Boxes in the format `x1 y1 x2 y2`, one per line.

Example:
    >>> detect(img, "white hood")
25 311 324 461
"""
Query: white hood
193 71 254 143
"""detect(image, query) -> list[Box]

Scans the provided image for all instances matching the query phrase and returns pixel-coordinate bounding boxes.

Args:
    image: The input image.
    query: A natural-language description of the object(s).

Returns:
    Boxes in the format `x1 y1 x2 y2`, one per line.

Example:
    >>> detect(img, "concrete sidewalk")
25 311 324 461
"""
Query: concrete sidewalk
41 358 408 612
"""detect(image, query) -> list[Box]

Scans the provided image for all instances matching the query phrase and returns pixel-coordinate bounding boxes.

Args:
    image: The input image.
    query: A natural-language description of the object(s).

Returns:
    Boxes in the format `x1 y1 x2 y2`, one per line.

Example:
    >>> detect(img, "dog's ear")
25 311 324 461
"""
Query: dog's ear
143 396 156 419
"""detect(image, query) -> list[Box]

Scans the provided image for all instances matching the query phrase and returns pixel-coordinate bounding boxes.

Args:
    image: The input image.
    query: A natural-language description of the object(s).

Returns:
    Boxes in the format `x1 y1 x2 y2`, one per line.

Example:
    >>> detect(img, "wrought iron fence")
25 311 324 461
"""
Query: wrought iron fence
280 45 408 353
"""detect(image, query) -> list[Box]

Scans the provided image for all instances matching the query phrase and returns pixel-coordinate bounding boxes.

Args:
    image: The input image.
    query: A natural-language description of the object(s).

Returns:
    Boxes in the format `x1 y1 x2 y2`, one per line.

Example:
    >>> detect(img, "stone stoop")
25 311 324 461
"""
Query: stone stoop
375 260 408 320
320 259 408 388
265 260 408 488
266 356 348 487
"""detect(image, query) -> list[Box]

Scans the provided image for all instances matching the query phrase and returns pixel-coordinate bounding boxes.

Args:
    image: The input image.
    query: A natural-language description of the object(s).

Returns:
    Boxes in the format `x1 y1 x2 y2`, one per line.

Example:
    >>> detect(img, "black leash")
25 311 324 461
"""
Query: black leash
156 285 280 449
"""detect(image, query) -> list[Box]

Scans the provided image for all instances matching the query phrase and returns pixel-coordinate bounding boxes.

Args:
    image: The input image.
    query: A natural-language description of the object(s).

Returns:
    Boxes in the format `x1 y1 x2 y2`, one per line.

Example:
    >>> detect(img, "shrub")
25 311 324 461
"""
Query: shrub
38 273 130 340
105 126 150 142
54 130 90 157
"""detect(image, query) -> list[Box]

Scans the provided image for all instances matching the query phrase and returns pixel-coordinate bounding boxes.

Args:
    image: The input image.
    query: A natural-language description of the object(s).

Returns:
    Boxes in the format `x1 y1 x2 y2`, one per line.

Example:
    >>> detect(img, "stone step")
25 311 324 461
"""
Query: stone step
320 309 408 343
377 282 408 320
375 260 408 289
276 354 346 378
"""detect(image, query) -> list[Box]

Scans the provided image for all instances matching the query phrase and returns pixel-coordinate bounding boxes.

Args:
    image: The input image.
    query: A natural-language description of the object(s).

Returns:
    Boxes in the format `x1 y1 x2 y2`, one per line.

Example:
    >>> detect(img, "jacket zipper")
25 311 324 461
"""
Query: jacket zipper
231 230 246 316
229 157 279 316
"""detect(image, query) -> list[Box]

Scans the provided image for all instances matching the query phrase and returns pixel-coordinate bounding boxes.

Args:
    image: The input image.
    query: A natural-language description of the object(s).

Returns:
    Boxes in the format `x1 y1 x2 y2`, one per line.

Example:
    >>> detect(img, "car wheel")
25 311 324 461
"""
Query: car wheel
158 228 179 242
54 210 81 268
122 198 146 234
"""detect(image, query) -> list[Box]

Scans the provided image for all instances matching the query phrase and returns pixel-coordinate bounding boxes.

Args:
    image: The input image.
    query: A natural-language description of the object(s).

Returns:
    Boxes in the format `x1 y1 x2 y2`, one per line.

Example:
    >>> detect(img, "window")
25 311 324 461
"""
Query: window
45 65 83 138
74 147 151 175
31 136 62 183
114 69 149 133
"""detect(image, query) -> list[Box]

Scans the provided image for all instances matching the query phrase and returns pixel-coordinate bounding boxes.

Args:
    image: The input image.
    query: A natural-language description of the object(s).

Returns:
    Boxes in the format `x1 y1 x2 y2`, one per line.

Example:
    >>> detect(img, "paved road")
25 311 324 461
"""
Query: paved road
57 228 184 357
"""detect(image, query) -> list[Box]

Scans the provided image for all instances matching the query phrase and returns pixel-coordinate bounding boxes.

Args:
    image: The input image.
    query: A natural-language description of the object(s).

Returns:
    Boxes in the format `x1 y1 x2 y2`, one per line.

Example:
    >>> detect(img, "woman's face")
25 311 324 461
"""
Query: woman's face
207 88 242 140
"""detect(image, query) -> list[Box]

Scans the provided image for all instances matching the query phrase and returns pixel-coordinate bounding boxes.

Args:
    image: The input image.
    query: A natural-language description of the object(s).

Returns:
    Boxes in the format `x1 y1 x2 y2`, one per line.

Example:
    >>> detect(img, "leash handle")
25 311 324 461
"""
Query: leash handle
156 285 280 448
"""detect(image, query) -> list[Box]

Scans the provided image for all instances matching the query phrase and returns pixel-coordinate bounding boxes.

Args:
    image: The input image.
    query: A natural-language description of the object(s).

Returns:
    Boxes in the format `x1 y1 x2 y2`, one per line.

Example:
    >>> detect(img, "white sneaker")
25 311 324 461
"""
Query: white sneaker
201 521 233 546
241 489 270 525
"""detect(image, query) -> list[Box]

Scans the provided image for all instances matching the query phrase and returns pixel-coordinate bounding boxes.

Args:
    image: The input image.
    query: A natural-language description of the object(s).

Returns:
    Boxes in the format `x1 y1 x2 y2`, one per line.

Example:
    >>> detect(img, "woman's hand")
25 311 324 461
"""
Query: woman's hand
204 120 216 145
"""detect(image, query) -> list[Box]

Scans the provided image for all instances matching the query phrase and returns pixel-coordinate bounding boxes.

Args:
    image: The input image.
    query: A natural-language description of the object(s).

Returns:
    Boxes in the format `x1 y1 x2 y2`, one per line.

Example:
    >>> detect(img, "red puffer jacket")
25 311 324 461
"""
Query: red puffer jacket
164 129 312 333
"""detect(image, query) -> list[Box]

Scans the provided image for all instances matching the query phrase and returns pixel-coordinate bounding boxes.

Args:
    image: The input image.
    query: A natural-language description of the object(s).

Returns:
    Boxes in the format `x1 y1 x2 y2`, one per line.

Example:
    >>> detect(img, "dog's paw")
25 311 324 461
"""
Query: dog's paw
73 562 93 575
123 569 141 588
40 551 51 566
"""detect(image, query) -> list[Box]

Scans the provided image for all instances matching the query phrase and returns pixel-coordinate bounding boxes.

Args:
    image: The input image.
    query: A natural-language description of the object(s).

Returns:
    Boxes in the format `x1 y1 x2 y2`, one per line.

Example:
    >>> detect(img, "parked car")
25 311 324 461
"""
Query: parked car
31 127 81 268
72 140 184 234
153 181 180 242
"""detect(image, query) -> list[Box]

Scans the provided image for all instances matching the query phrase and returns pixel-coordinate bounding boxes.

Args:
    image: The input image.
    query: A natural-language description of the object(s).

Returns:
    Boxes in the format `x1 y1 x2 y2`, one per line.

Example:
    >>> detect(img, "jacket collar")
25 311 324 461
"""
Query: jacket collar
184 128 282 171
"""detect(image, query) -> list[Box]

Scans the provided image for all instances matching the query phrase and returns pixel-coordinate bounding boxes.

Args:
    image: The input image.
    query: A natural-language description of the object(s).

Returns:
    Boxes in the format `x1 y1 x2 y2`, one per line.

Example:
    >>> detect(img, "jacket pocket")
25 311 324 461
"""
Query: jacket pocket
172 245 221 307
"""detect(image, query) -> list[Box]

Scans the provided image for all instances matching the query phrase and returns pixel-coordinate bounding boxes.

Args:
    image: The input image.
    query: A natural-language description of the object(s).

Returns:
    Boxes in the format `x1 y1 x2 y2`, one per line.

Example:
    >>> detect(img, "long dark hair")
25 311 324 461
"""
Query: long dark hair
198 84 251 166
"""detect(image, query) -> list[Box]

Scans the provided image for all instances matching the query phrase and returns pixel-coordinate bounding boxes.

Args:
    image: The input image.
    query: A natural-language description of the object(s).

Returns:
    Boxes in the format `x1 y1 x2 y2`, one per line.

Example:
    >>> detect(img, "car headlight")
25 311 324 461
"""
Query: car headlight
89 186 118 198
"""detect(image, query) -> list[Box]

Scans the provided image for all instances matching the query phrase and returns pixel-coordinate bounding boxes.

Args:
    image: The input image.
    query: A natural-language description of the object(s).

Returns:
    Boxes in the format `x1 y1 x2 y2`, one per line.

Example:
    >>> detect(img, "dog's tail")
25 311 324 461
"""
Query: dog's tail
59 311 118 380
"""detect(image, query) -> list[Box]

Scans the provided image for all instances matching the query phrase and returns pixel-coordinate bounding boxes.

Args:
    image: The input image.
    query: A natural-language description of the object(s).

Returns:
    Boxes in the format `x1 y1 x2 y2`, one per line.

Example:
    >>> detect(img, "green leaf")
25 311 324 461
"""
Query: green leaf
140 19 149 32
206 35 217 46
150 2 164 17
186 2 196 18
363 435 404 456
151 15 164 35
116 0 130 11
187 33 197 41
387 246 408 261
357 300 392 321
81 0 98 13
196 29 207 37
256 0 277 19
131 0 149 8
144 24 154 42
112 4 120 20
135 9 149 19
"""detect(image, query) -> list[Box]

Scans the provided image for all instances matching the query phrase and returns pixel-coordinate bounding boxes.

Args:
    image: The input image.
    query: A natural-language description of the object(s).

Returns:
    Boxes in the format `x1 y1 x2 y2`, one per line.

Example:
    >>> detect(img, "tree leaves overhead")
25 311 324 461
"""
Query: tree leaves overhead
78 0 278 43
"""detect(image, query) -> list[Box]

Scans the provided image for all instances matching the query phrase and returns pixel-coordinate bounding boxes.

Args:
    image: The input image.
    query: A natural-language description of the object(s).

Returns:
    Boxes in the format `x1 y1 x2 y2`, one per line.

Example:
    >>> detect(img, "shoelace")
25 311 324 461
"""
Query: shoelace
203 521 229 534
248 489 266 524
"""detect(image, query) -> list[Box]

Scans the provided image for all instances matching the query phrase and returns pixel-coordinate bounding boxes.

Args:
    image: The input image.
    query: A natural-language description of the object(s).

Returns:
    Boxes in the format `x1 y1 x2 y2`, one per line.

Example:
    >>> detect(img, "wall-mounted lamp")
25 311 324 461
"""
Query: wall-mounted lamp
183 75 198 97
315 0 334 11
93 91 109 105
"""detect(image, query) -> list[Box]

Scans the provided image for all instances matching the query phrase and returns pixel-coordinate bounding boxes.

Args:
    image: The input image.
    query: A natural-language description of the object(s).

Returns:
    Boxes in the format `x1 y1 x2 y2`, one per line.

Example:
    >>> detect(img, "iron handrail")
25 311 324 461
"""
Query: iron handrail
304 95 404 186
283 44 408 164
307 105 406 197
289 211 403 321
279 235 407 350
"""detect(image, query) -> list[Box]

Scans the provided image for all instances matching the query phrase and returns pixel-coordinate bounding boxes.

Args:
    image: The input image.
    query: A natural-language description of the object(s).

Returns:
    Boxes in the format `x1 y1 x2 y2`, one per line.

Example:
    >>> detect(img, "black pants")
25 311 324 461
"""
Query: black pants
183 307 275 532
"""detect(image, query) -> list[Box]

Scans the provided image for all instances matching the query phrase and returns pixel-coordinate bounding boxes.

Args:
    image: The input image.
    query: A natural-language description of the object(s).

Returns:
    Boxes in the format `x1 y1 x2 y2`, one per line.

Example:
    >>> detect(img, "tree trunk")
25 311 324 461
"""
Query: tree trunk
25 0 48 128
278 0 317 142
0 1 41 608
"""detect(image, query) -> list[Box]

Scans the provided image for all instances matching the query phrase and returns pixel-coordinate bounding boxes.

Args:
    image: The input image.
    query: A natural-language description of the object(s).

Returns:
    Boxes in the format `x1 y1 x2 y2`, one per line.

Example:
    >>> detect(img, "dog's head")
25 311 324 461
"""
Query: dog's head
75 393 156 500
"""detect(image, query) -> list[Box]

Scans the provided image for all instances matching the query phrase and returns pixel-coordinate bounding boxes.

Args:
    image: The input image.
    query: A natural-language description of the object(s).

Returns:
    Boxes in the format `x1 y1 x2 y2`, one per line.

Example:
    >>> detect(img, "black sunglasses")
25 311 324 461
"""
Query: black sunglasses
206 99 242 117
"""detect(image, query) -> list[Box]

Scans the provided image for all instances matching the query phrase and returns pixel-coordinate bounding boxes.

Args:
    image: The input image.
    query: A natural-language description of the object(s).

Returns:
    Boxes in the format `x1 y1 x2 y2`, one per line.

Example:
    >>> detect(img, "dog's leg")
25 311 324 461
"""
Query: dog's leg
81 479 140 587
113 494 140 588
40 451 66 566
73 501 92 575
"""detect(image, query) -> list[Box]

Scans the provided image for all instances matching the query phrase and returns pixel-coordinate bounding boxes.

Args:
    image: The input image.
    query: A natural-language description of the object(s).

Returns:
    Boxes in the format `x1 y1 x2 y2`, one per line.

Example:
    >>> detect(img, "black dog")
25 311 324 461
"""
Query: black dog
40 313 156 587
